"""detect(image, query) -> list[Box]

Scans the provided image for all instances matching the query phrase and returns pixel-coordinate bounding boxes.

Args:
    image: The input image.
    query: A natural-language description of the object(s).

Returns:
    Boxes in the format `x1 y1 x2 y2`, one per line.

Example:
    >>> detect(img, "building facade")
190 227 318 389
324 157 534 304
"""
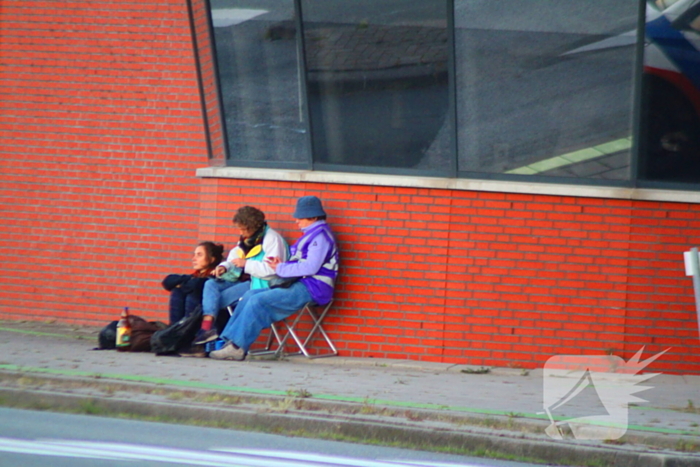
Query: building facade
2 0 699 373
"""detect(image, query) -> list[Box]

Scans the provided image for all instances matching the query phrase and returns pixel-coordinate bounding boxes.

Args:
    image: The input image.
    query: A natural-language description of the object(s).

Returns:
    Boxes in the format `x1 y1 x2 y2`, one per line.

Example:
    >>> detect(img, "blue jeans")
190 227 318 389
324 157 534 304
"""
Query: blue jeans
201 279 251 318
220 281 312 352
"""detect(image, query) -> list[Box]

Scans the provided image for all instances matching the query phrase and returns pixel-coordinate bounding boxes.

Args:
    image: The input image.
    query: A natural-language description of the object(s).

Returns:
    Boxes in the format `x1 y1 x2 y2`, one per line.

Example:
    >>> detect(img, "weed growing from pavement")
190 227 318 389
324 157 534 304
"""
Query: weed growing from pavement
505 412 524 429
200 393 241 405
285 387 312 398
667 399 700 415
101 384 117 396
165 392 186 401
264 387 321 413
357 397 391 416
675 438 700 452
17 376 37 387
359 397 377 414
460 367 490 374
602 437 627 445
267 396 296 412
79 400 102 415
268 391 321 413
404 410 426 422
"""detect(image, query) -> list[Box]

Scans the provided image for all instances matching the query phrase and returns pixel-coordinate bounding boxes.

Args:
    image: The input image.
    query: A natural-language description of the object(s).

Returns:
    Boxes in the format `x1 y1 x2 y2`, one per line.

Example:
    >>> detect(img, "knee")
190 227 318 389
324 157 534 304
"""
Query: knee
203 280 216 295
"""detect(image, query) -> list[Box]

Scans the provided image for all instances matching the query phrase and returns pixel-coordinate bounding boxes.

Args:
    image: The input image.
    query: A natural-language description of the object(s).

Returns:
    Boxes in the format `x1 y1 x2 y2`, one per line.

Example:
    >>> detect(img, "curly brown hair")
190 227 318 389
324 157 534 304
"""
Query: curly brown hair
232 206 265 232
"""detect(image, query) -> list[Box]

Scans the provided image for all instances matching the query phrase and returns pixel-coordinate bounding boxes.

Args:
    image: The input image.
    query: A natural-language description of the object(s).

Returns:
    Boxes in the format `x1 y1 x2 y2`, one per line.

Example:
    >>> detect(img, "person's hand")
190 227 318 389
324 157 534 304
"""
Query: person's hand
214 266 226 277
265 256 282 271
232 257 246 268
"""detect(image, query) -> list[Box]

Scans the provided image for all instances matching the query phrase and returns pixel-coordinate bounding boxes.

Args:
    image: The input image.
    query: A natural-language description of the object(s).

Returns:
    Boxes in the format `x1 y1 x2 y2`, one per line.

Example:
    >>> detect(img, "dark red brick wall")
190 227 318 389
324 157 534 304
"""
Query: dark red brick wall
1 1 699 374
199 178 700 373
0 0 208 323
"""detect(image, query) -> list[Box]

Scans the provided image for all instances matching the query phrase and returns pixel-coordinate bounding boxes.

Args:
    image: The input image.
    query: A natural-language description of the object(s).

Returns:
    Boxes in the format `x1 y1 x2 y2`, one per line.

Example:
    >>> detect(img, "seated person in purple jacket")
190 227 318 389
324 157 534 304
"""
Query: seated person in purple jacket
210 195 339 361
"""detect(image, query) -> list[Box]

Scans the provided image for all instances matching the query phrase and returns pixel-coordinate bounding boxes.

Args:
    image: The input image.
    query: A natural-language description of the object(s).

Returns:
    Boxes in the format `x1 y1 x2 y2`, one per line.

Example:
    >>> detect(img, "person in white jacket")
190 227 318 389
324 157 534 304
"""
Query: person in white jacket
193 206 288 345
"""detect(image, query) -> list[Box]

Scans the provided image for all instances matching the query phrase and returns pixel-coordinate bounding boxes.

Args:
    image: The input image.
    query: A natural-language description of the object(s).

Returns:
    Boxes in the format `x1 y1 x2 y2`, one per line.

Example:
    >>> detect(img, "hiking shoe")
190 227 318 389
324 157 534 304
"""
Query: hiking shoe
193 329 219 345
210 342 245 361
178 344 207 358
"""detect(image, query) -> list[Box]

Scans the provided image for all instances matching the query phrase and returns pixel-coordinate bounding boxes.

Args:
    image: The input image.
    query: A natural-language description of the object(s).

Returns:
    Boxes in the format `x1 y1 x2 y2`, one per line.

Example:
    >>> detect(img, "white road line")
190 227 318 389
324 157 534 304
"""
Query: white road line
0 437 479 467
216 449 481 467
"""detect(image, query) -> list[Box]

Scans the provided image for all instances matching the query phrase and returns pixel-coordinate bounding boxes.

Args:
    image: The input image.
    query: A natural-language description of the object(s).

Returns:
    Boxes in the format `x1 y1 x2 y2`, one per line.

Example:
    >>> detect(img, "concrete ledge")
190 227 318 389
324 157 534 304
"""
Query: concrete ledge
196 167 700 204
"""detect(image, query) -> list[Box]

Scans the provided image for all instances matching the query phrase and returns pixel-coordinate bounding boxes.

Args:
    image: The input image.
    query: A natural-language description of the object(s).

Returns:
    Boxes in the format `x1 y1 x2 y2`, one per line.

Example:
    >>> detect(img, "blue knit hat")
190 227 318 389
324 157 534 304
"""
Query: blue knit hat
293 196 326 219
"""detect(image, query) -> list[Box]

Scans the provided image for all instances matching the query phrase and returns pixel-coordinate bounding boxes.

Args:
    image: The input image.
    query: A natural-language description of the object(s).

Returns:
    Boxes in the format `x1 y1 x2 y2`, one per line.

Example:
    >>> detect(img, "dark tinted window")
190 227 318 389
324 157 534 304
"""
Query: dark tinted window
211 2 310 166
301 0 451 172
639 0 700 183
454 1 638 181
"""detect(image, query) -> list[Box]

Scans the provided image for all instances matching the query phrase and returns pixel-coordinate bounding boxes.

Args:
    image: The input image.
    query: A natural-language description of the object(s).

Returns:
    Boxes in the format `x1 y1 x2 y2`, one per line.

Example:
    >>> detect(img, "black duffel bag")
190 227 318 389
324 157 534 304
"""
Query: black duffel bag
150 306 203 355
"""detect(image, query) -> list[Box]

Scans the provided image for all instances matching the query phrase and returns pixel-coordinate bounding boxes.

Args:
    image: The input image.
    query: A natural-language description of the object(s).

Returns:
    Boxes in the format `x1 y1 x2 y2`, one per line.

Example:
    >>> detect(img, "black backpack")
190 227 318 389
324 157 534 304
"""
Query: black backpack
98 320 119 349
150 306 203 355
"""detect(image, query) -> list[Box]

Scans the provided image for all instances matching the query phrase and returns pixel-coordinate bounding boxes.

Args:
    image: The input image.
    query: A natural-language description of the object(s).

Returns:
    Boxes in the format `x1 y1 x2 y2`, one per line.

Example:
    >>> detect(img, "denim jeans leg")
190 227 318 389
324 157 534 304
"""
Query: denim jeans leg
219 289 266 344
202 279 238 318
218 280 251 313
222 282 312 352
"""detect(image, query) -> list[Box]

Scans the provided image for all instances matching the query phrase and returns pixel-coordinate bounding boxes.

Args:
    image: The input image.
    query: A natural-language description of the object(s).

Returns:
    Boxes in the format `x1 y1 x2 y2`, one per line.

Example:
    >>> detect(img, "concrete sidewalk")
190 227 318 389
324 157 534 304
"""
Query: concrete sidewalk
0 320 699 466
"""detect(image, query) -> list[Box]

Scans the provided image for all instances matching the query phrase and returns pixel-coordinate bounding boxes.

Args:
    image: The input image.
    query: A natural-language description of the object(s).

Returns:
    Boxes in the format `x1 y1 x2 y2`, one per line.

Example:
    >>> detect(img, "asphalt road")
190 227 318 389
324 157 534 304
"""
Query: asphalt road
0 408 548 467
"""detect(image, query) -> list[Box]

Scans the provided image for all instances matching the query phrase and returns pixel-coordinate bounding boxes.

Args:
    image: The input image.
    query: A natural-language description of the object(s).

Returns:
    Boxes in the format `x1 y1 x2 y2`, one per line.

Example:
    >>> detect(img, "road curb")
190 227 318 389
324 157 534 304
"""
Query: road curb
1 372 699 467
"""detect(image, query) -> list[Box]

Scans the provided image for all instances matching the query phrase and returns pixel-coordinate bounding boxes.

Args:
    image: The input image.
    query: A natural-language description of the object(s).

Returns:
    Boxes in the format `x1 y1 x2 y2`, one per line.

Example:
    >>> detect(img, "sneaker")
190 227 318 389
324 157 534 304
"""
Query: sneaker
210 342 246 361
178 344 207 358
193 329 219 345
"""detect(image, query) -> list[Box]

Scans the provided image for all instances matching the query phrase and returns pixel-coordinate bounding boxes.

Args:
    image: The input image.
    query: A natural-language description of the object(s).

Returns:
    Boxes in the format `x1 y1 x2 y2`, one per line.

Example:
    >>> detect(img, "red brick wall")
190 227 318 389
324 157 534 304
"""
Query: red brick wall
199 178 700 374
0 0 208 323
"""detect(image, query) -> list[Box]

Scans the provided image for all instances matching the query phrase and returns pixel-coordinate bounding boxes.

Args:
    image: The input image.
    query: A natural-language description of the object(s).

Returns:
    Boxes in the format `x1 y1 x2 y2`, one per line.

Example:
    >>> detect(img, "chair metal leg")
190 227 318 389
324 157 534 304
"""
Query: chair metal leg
275 301 338 359
248 322 284 356
241 300 338 359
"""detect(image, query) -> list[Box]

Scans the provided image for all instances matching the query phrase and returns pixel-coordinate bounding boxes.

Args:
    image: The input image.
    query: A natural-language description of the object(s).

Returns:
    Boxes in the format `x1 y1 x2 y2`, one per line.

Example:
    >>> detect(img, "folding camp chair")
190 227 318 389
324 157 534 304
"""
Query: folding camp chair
242 300 338 359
